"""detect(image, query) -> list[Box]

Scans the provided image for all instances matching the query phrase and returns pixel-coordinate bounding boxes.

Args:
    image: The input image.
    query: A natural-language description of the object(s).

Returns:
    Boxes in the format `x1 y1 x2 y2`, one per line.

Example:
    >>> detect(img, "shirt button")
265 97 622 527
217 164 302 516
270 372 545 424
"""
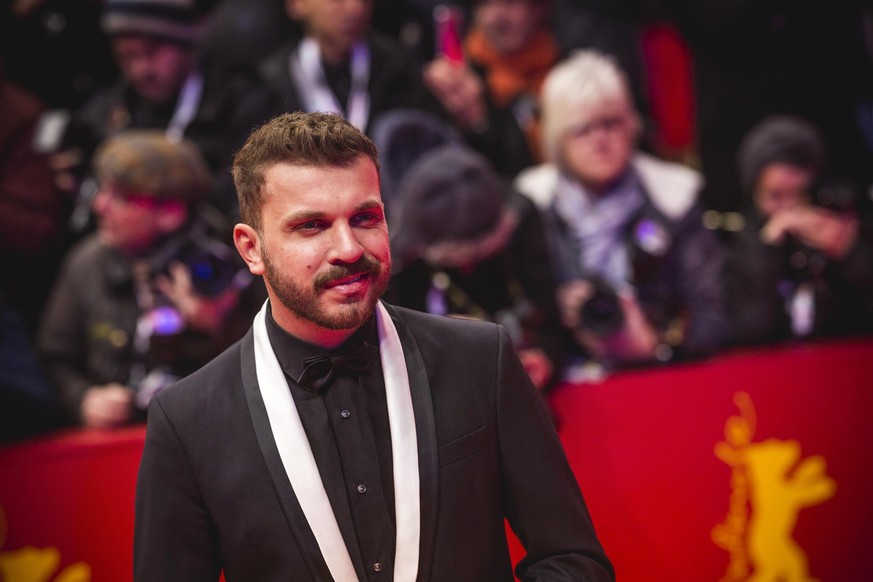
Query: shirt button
357 483 367 494
340 409 351 419
373 562 383 573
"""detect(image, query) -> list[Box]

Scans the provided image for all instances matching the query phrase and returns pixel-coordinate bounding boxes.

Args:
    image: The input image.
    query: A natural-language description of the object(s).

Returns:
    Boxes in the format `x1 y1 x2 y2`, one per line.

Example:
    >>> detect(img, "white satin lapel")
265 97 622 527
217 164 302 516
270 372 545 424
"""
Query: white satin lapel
252 300 420 582
252 303 358 581
376 302 420 581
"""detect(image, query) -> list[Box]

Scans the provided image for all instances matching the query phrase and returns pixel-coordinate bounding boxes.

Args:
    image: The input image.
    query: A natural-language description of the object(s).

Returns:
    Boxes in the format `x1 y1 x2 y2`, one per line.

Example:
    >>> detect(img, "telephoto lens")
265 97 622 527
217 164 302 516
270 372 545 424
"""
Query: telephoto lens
578 279 625 336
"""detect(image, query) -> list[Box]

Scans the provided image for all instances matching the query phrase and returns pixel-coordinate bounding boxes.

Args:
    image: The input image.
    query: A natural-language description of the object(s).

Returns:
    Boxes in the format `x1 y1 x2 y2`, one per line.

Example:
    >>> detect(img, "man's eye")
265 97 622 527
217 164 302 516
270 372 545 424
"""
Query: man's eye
352 212 383 227
295 220 325 232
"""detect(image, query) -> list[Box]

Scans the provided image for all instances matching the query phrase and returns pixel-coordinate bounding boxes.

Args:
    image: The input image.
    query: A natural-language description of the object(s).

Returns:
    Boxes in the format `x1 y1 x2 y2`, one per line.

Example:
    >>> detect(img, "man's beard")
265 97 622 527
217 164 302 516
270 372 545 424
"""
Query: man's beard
263 251 390 331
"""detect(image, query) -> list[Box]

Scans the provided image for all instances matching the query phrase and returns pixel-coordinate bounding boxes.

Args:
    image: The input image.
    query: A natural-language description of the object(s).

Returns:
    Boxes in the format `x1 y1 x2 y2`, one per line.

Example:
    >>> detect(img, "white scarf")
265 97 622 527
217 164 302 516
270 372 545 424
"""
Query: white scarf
552 170 644 287
252 301 420 581
290 37 371 131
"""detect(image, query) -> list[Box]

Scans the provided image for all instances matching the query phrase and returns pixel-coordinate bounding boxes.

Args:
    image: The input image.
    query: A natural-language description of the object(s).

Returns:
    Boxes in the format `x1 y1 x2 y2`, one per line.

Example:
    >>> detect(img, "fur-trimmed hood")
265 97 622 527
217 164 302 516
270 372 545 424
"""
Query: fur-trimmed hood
513 152 703 223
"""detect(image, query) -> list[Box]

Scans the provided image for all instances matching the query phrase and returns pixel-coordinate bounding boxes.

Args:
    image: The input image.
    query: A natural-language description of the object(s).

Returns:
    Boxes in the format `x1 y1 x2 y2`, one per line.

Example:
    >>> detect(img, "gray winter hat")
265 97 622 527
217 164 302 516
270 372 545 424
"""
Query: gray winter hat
101 0 199 46
737 115 826 196
390 143 517 269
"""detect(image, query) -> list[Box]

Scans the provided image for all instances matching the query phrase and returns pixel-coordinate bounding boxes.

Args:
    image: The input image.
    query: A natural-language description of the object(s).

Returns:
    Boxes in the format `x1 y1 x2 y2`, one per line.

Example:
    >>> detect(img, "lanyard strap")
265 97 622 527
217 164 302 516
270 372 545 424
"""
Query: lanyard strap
290 37 371 131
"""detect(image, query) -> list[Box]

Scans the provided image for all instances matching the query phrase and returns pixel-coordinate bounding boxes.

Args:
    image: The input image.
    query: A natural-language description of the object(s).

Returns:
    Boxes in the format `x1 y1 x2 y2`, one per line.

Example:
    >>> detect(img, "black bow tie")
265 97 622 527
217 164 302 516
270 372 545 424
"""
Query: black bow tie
296 342 379 393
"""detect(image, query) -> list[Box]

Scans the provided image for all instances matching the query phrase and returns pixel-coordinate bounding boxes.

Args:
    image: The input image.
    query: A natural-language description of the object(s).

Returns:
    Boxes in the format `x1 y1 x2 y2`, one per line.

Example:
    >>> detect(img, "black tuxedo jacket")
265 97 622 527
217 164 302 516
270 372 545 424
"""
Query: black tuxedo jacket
134 304 613 581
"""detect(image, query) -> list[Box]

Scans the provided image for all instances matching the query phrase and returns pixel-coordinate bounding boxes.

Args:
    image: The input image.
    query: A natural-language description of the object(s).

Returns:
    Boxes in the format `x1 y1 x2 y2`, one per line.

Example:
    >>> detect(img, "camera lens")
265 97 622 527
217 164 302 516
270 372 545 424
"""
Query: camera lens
185 248 237 296
578 281 624 336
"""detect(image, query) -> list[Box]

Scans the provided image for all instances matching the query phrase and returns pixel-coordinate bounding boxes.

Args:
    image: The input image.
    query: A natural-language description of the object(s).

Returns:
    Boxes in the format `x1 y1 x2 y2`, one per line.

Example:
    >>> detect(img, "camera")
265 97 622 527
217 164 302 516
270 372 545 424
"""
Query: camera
578 278 625 336
174 239 242 297
151 225 248 298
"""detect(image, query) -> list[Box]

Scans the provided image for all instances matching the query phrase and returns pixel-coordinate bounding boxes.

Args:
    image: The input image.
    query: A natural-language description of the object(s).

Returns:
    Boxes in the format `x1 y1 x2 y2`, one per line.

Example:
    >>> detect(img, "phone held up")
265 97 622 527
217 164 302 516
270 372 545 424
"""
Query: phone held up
433 4 464 64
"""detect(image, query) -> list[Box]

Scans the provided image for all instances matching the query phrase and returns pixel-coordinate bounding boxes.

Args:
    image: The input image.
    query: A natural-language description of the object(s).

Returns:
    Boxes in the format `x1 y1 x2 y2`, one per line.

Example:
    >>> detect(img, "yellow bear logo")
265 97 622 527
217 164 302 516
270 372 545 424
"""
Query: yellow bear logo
712 392 836 582
0 506 91 582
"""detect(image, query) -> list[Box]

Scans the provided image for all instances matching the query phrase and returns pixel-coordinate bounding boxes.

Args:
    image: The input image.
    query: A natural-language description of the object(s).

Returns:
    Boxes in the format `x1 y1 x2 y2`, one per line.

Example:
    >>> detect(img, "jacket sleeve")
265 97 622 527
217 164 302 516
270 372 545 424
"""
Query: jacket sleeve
134 396 222 582
674 205 731 357
36 249 99 421
495 326 615 581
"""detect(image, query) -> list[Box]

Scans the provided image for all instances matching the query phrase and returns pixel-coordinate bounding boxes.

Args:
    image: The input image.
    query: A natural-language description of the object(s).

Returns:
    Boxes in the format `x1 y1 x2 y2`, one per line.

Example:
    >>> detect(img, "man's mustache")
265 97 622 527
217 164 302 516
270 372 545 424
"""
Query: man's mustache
314 256 382 289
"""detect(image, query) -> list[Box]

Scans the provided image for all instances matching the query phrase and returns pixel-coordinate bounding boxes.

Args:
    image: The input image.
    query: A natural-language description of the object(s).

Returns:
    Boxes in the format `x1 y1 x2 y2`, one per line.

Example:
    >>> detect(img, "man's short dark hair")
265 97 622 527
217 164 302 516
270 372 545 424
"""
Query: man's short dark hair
233 112 380 231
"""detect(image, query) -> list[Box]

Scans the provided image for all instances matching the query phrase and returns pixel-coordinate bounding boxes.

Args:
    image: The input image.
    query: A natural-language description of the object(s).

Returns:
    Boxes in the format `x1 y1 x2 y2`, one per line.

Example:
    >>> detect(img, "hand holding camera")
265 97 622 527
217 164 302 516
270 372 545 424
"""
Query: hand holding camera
153 261 242 335
558 278 659 364
142 226 251 336
760 204 859 259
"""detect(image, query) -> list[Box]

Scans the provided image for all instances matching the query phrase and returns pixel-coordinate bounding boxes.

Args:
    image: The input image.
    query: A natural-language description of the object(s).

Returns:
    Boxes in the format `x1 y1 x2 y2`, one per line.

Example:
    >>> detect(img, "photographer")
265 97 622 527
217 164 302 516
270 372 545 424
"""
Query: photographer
514 51 729 376
38 0 257 234
727 116 873 346
385 143 566 391
37 130 263 430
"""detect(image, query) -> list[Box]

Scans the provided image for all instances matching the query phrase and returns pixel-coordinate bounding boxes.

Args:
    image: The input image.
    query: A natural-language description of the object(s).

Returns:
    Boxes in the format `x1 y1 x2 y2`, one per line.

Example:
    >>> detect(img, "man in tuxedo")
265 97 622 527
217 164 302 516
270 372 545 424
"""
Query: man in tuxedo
133 111 613 581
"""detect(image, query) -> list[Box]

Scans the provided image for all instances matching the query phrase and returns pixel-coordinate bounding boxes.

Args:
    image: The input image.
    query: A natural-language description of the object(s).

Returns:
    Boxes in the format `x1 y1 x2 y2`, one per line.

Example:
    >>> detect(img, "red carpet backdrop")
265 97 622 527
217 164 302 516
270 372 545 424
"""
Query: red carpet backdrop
2 339 872 581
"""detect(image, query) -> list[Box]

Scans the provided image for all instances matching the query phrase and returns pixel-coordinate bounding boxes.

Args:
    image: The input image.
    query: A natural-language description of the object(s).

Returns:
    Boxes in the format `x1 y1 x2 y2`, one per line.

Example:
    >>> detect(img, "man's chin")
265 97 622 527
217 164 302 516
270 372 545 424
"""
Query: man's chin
313 301 376 330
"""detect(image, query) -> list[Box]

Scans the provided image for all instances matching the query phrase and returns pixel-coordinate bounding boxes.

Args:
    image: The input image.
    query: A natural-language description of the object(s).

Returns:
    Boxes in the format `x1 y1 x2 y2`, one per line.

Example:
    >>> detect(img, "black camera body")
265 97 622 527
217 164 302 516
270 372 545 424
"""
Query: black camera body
150 225 246 297
578 278 625 336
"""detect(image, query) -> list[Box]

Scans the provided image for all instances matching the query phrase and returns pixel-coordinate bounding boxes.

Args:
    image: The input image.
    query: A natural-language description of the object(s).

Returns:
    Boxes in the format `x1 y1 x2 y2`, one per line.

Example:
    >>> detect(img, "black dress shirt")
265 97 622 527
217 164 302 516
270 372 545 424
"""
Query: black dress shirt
265 307 395 579
322 59 353 115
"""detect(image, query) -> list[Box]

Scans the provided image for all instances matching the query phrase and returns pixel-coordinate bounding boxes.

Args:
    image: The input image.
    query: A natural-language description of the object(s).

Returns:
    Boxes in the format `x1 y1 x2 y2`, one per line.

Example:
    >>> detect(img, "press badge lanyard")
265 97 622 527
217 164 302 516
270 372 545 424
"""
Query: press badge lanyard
165 70 204 142
290 37 371 131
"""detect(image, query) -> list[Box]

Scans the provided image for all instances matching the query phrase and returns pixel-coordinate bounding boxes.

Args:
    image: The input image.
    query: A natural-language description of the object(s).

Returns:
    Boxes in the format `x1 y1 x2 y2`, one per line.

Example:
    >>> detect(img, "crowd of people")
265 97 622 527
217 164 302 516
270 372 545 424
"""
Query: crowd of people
2 0 873 442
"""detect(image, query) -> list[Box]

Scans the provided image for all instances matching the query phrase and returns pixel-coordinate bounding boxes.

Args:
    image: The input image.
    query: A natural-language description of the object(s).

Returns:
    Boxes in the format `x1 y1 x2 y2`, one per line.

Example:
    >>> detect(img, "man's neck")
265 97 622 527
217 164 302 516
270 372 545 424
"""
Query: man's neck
269 304 362 349
314 37 355 66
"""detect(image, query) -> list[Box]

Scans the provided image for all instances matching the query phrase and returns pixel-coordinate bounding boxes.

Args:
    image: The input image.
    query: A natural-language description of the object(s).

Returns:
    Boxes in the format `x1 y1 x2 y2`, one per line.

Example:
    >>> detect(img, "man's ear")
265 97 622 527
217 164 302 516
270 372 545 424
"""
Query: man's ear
234 223 266 276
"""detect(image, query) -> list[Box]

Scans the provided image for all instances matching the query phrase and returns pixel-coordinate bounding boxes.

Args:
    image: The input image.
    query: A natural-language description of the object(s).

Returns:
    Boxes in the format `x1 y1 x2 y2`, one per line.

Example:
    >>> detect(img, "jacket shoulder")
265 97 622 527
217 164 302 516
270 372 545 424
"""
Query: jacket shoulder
154 333 247 410
633 152 703 221
54 235 109 279
513 164 559 211
383 303 504 353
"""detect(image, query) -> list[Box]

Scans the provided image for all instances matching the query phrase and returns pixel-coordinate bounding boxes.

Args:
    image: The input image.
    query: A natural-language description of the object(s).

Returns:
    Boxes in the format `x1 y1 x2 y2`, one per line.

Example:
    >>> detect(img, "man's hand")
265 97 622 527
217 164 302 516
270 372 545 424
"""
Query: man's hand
761 205 859 259
560 281 658 364
154 262 241 334
556 279 594 330
423 57 488 130
81 383 134 429
46 148 85 195
577 291 658 364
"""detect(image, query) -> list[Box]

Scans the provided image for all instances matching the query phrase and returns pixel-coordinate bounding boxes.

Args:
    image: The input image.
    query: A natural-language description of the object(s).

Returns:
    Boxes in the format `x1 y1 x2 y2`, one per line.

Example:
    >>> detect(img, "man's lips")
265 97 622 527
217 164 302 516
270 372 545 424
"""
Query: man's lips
324 272 369 289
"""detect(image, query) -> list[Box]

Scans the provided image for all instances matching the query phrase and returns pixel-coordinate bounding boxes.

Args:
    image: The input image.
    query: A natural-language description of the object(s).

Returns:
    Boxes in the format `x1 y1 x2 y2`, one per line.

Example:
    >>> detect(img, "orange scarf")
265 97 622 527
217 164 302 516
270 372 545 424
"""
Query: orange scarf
465 27 559 162
464 27 559 108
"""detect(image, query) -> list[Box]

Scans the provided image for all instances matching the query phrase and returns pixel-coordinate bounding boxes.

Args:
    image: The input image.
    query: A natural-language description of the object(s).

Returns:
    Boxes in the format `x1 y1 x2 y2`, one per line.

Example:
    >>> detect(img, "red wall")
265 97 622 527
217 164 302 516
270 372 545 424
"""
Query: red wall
2 339 872 581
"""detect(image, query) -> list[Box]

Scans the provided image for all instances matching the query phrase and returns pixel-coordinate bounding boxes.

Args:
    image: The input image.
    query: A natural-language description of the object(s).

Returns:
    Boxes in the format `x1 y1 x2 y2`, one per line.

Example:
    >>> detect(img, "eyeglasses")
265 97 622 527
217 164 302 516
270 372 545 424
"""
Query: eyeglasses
95 185 163 209
566 116 629 140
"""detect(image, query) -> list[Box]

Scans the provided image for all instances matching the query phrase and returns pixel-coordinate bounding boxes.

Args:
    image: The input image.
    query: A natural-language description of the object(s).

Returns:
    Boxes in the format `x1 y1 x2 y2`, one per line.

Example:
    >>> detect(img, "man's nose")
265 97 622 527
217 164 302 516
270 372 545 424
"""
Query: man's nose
343 0 370 18
328 223 365 264
92 188 111 214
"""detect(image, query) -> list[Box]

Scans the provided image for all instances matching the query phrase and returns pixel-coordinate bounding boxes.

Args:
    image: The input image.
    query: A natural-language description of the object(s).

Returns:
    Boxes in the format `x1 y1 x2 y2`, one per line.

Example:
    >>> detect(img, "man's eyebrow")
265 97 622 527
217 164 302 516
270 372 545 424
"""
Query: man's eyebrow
354 199 384 212
285 209 327 224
